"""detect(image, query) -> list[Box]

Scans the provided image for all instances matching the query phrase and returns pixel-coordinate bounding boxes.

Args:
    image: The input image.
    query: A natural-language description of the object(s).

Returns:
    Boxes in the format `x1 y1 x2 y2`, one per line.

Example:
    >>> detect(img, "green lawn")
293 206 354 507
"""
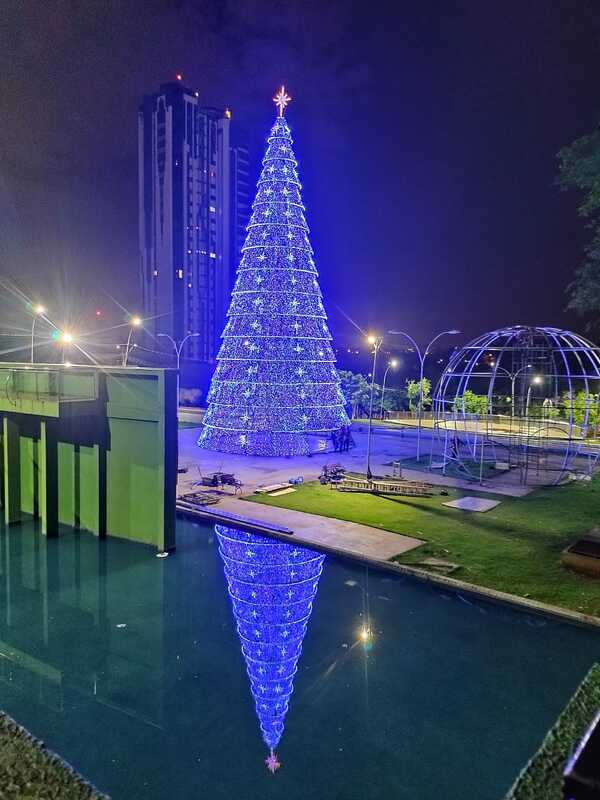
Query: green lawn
247 478 600 617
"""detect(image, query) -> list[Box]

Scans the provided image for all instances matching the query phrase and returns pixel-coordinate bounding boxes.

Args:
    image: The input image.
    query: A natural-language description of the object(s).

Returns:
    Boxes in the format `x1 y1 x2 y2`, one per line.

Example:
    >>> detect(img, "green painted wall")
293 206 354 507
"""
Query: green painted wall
0 365 177 550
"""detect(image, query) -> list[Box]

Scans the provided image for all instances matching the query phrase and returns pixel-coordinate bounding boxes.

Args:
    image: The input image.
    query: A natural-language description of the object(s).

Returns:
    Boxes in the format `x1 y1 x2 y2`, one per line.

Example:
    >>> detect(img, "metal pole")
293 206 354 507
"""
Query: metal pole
31 317 36 364
416 353 425 461
380 365 391 420
388 329 460 463
123 328 134 367
158 332 199 414
366 339 380 481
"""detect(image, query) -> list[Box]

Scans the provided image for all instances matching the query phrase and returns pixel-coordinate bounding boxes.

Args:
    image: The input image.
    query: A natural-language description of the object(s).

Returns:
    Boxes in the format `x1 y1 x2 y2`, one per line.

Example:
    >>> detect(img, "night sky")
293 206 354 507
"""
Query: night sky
1 0 600 347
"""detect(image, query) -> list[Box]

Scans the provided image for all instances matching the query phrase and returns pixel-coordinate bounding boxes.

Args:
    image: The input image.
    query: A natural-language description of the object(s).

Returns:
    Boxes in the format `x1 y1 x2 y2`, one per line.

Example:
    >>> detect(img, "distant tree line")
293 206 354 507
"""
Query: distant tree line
337 370 432 418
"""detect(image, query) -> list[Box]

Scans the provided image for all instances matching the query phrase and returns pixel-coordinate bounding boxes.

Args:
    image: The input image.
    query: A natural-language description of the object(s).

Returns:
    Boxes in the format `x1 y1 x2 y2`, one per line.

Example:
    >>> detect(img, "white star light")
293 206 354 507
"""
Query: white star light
287 253 294 262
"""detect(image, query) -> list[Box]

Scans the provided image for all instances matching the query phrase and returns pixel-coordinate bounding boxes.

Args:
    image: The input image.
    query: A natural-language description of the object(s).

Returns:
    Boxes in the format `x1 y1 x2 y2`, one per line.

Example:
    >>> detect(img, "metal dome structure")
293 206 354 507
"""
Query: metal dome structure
432 325 600 486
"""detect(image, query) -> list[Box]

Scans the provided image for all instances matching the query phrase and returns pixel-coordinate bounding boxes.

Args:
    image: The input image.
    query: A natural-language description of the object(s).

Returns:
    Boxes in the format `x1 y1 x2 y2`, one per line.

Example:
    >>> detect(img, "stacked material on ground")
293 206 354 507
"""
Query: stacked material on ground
504 663 600 800
0 711 108 799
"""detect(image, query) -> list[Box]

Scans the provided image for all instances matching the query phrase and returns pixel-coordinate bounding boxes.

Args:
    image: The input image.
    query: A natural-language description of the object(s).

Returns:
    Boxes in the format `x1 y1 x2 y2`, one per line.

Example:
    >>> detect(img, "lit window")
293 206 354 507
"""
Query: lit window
209 252 217 259
177 269 183 279
209 206 216 213
153 270 158 277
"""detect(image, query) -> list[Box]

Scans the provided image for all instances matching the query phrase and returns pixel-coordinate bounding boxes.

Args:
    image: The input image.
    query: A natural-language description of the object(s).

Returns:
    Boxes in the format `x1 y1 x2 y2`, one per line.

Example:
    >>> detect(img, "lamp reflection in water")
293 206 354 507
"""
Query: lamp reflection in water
215 525 325 774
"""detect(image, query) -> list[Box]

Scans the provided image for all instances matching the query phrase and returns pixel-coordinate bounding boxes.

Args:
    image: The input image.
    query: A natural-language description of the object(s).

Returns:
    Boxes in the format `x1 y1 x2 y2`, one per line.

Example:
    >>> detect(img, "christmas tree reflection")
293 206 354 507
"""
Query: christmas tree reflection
215 525 325 773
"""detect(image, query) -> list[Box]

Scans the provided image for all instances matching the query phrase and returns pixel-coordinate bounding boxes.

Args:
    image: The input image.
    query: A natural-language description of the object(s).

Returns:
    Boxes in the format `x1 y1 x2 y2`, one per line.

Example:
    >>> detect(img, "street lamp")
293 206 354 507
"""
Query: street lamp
388 328 461 461
365 333 383 481
30 304 46 363
380 358 398 419
526 375 543 418
58 331 75 364
122 316 142 367
490 362 532 417
157 332 201 409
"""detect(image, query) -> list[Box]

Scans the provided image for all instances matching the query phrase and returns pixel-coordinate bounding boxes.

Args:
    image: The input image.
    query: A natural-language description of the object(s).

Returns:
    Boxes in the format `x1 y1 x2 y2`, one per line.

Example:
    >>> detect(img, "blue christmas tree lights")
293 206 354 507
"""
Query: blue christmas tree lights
215 524 325 772
198 87 348 456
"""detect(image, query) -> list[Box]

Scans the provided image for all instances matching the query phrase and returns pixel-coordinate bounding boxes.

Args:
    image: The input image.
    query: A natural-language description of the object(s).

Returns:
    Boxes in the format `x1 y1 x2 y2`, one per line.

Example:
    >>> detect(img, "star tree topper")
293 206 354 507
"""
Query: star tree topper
273 85 291 117
265 749 281 774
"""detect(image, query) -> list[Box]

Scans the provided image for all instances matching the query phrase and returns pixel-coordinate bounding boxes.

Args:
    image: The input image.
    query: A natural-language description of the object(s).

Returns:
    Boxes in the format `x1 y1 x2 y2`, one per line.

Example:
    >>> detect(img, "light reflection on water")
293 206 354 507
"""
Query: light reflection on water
0 518 599 800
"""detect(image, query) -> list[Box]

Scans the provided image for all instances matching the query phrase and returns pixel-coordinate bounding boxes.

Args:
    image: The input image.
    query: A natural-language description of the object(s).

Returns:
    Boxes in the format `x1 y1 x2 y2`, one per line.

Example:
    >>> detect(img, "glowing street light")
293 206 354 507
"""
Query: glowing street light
30 304 46 364
123 316 142 367
54 330 75 364
526 375 544 417
380 358 399 419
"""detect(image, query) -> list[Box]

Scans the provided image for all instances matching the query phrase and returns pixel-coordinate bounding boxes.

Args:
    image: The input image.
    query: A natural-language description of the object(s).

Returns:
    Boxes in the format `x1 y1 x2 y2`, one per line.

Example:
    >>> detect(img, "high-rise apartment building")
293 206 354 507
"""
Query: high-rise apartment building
138 79 250 362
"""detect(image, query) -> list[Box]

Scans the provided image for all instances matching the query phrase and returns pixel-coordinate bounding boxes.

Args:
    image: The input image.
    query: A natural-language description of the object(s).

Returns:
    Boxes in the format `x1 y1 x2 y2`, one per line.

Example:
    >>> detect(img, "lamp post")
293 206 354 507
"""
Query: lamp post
379 358 398 420
59 331 74 365
30 304 46 363
157 332 200 409
526 375 543 418
388 329 460 461
365 334 383 481
490 362 531 417
122 316 142 367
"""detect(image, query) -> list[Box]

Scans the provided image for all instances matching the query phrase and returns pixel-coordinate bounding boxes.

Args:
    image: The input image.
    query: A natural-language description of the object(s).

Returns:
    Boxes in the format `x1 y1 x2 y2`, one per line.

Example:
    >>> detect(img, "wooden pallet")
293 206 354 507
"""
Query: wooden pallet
336 478 433 497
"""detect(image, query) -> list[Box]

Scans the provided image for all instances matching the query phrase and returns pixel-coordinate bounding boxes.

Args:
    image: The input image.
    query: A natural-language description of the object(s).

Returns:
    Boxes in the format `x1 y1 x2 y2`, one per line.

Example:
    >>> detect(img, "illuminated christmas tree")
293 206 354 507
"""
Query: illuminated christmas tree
215 524 325 773
198 87 348 456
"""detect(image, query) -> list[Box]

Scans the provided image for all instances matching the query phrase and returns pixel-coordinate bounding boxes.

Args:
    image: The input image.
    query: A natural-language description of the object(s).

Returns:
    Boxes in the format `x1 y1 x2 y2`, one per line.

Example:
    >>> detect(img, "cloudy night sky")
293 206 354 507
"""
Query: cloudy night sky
1 0 600 344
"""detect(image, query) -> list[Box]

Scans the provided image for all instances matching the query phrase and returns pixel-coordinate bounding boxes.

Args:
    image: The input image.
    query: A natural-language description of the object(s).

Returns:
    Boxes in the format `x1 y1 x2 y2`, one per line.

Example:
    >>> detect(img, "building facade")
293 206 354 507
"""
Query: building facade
138 80 249 362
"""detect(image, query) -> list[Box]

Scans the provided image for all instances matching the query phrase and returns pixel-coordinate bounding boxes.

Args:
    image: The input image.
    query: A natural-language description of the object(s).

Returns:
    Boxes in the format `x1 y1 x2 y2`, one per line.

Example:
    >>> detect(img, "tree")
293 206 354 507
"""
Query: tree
453 390 489 416
382 387 406 413
406 378 431 413
199 104 348 455
557 127 600 321
338 370 371 418
560 390 600 430
216 524 324 773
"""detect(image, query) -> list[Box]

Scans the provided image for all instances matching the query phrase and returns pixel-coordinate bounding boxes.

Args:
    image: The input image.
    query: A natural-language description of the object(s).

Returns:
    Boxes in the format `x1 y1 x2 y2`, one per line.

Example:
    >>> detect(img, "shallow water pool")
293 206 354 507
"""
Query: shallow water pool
0 517 599 799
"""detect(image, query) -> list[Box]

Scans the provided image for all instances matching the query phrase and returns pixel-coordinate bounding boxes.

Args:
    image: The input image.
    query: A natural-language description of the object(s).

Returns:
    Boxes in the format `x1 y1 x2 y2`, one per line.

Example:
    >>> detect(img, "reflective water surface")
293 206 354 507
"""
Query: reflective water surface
1 518 599 800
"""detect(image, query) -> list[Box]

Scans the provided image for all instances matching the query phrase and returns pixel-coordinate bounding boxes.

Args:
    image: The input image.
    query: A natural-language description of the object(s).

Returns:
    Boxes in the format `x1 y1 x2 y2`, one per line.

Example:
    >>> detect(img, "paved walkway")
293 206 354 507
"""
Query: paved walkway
200 495 423 560
178 425 532 497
